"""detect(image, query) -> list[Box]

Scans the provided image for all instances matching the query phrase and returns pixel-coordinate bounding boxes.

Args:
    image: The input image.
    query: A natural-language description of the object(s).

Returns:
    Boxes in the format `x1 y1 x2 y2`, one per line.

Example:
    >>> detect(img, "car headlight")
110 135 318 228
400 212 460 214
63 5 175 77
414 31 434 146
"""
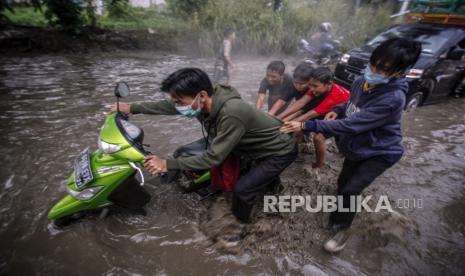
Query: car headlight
340 53 351 63
406 69 423 79
67 186 104 201
98 139 121 154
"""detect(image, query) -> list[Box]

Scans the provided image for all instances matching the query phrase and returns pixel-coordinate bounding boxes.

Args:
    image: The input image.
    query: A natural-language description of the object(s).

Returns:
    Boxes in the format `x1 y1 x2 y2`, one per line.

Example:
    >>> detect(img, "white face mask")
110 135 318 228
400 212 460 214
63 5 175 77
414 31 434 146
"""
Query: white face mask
364 66 390 86
175 95 201 118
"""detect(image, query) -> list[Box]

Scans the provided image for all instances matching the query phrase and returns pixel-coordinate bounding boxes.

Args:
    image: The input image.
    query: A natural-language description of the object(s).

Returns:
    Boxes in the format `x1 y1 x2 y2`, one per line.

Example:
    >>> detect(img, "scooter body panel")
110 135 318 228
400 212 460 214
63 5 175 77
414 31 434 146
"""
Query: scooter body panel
48 150 137 220
100 113 145 162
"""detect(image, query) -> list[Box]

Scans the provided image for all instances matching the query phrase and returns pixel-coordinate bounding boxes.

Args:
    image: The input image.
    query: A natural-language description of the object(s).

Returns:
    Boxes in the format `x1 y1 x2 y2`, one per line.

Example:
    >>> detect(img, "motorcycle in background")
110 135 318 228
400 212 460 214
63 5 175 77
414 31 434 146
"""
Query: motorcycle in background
297 22 342 65
298 38 342 65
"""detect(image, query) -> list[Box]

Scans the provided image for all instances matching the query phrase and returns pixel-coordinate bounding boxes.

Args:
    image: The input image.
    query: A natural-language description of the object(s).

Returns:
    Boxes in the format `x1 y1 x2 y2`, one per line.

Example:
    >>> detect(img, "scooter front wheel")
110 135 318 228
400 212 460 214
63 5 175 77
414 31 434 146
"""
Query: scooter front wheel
53 211 86 228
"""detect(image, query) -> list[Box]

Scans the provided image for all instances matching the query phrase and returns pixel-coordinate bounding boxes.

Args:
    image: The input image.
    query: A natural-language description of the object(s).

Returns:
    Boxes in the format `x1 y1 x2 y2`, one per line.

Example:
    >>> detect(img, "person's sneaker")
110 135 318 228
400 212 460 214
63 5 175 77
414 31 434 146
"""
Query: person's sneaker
324 229 351 253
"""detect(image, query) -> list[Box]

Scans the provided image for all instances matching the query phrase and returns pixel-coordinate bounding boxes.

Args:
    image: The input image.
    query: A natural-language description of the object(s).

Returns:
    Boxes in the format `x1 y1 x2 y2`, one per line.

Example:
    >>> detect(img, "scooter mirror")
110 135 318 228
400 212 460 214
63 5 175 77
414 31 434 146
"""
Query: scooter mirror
115 82 130 98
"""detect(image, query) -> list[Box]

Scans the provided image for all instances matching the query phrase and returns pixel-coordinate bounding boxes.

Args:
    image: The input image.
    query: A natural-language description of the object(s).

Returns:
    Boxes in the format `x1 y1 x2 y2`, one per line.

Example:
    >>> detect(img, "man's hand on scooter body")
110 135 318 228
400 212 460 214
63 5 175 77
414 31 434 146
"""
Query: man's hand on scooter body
109 102 131 114
144 155 168 175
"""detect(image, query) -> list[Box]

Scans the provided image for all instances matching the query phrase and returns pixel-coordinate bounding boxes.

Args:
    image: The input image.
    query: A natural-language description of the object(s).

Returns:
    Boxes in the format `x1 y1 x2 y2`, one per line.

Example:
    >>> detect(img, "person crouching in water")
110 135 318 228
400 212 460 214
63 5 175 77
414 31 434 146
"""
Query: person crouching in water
111 68 297 223
280 38 421 253
255 60 293 113
277 67 350 168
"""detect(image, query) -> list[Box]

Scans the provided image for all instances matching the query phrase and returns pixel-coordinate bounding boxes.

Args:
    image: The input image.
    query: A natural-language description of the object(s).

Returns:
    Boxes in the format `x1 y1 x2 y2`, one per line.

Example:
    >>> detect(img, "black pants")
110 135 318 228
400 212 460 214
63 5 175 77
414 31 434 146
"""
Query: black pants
329 154 402 229
232 147 298 223
171 139 297 223
163 138 209 183
173 138 208 158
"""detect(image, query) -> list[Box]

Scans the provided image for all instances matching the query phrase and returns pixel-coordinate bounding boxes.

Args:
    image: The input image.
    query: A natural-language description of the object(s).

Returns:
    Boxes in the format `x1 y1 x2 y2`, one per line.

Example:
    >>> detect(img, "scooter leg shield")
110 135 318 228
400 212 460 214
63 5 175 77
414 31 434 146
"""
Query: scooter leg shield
108 173 151 211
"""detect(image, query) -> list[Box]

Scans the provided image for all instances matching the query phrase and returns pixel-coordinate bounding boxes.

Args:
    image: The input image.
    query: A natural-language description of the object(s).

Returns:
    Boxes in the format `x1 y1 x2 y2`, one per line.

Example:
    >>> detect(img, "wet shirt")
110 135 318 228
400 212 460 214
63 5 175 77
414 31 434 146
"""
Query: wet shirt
258 74 304 111
305 83 350 115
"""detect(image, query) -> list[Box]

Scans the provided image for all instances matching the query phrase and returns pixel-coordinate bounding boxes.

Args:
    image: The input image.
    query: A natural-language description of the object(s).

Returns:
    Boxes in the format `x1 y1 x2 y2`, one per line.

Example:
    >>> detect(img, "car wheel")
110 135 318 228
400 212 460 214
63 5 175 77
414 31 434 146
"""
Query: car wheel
405 92 424 111
453 77 465 97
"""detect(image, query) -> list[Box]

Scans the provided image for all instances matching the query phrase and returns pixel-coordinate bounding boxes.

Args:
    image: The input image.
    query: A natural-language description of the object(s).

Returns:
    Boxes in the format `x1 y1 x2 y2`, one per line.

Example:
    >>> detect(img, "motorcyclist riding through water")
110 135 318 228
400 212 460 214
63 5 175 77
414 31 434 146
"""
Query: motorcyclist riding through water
299 22 342 65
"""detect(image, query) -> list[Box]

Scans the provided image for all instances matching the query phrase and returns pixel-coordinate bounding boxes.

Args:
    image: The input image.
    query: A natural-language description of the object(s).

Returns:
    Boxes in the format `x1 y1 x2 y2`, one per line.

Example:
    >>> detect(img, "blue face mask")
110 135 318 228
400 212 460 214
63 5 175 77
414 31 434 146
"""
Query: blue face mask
175 95 201 118
364 66 390 86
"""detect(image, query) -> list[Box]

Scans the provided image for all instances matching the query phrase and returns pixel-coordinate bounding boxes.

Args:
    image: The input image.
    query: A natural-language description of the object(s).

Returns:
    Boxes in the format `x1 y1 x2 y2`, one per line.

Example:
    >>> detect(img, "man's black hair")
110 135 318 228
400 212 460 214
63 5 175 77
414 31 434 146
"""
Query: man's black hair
370 38 422 75
293 62 313 81
267 60 285 75
309 67 333 84
224 28 235 38
161 68 214 97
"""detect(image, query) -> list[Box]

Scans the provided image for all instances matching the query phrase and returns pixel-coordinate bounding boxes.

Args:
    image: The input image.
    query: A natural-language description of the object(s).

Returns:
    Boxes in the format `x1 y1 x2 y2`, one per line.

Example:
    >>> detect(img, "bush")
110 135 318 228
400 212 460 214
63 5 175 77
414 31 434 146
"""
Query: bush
1 0 395 54
166 0 209 17
105 0 133 18
168 0 395 55
283 0 395 51
188 0 286 55
0 6 48 27
99 6 187 33
44 0 85 32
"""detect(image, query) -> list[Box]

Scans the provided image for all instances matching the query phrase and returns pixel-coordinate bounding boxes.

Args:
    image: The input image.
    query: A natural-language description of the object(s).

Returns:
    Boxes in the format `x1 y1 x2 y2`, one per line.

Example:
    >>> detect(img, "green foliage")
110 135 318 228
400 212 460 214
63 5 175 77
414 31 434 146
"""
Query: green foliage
178 0 396 55
282 0 395 51
166 0 209 17
1 0 396 54
0 6 48 27
341 5 394 50
105 0 132 18
44 0 85 32
189 0 285 55
99 6 187 32
0 0 12 24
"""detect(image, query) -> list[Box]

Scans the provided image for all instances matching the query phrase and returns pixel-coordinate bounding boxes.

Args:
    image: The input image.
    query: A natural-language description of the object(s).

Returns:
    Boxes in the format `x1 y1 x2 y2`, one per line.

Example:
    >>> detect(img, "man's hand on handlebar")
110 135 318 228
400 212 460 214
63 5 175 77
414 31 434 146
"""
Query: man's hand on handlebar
109 102 131 115
144 155 168 175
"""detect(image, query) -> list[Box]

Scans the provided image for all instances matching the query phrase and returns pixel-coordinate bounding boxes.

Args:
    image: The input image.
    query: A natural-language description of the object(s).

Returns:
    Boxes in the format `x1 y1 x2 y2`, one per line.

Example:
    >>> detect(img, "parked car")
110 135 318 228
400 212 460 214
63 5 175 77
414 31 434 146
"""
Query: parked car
334 22 465 110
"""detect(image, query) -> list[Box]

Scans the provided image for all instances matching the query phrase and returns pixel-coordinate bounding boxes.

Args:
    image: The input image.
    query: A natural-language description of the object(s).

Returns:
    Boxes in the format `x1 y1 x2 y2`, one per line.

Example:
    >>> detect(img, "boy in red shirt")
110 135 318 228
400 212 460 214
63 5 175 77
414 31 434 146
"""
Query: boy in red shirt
277 67 349 168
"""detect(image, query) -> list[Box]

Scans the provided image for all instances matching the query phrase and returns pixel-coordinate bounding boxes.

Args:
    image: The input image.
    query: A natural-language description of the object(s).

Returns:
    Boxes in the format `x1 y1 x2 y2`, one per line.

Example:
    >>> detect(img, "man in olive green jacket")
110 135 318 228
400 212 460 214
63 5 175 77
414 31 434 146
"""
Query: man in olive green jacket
111 68 297 222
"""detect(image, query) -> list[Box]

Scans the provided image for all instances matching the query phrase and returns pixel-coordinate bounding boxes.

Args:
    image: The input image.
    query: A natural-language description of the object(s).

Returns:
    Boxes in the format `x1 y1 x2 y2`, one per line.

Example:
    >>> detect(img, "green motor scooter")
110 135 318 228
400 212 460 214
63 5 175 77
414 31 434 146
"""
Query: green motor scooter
48 82 210 227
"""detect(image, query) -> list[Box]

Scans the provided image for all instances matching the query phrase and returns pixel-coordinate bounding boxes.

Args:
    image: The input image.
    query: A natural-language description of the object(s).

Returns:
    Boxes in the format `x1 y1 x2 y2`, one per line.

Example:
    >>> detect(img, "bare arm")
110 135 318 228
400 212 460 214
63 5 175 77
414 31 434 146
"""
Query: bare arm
283 110 303 121
277 95 312 120
256 93 266 109
294 110 319 122
268 99 287 116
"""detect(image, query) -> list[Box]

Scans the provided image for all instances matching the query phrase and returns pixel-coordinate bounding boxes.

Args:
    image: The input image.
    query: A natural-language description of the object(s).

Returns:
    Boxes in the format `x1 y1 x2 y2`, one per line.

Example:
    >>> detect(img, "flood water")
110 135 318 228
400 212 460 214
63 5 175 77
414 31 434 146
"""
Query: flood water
0 52 464 275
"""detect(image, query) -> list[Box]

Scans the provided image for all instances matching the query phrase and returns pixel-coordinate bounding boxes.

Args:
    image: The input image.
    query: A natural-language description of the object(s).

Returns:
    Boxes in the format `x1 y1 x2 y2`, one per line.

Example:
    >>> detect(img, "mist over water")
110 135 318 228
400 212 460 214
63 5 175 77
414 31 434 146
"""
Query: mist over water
0 52 464 275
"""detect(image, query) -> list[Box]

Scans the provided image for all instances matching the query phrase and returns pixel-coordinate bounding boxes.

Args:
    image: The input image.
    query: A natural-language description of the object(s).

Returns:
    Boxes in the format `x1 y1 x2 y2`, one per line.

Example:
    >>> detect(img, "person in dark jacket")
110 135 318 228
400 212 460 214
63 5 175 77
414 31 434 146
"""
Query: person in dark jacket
110 68 297 223
280 38 422 253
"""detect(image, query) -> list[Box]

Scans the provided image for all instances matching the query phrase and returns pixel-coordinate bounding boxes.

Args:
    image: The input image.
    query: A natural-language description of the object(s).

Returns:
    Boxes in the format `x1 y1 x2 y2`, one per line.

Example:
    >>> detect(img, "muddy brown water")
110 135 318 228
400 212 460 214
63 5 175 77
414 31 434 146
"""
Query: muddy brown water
0 52 464 275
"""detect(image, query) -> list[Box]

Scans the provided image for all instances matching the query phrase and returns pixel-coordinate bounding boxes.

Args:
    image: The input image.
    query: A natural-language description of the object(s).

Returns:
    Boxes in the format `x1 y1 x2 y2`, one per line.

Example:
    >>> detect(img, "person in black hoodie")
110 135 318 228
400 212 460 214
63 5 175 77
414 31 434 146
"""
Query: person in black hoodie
281 38 422 253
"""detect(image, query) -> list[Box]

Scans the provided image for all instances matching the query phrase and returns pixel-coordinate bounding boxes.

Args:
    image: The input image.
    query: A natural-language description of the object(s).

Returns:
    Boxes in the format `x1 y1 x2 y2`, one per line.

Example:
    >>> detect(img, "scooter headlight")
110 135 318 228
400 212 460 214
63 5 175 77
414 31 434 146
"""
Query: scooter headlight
98 139 121 154
68 186 104 201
